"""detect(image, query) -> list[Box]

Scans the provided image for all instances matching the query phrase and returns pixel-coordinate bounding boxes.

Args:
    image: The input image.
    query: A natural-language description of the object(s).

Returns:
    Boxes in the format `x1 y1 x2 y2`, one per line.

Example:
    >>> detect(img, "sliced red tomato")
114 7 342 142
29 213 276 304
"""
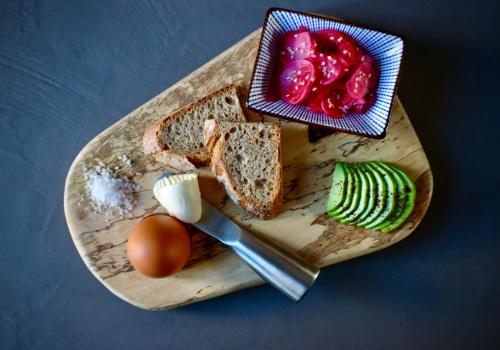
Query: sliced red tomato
321 95 344 119
280 28 316 63
275 28 378 119
315 54 344 85
307 92 324 113
346 70 369 99
351 92 376 113
359 55 378 89
306 83 334 112
338 40 360 67
313 29 355 52
279 59 316 105
338 93 355 113
346 57 376 99
316 86 347 118
359 54 373 65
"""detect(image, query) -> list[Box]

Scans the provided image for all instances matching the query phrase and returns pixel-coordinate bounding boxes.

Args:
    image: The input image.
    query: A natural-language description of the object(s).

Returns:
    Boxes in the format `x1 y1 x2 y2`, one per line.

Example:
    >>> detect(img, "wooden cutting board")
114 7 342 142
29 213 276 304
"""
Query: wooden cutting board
64 29 433 310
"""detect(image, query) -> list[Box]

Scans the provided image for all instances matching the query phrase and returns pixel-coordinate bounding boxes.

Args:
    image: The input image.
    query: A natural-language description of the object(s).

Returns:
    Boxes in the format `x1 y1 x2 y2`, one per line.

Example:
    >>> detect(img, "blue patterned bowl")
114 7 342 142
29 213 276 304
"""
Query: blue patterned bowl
247 8 405 138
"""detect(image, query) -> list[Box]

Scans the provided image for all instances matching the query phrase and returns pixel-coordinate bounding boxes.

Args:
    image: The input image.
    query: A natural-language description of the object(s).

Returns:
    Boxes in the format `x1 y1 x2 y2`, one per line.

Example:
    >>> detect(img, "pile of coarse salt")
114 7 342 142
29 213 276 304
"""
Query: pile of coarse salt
84 164 136 217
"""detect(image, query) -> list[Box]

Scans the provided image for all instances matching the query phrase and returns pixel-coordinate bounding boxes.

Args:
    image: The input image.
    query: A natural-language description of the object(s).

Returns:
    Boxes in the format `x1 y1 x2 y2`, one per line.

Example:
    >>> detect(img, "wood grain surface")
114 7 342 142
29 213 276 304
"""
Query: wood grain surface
64 29 433 310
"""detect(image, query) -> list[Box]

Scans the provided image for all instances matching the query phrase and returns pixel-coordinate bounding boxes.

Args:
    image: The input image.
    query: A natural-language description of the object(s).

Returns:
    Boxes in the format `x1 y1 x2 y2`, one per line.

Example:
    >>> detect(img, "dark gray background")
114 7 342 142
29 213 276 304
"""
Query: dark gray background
1 0 499 349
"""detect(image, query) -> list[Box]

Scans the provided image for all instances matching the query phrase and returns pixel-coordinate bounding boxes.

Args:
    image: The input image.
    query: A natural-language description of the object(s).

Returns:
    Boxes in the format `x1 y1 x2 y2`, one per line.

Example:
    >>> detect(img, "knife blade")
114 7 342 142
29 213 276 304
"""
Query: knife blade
192 198 320 301
194 198 242 245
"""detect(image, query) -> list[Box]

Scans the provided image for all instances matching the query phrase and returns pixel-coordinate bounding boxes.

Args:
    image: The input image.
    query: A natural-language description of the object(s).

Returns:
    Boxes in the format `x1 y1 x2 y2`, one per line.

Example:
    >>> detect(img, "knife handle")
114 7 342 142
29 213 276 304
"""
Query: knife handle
230 229 320 302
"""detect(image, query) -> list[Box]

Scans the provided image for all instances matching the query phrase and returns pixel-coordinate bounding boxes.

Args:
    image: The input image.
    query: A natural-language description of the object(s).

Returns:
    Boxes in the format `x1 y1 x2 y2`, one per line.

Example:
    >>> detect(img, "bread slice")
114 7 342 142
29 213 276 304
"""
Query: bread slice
204 120 283 220
143 85 246 170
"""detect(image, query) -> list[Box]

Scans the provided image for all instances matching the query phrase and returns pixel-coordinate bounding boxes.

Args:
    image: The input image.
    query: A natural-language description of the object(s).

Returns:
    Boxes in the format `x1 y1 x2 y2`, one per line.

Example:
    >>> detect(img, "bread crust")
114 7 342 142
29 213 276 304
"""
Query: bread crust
207 123 283 220
152 150 199 172
143 84 244 169
203 119 220 153
143 120 163 155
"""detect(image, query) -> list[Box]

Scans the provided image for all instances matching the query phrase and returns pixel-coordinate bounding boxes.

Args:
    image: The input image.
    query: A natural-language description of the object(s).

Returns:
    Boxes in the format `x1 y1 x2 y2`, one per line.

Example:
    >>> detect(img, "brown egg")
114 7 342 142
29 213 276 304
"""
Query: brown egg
127 215 191 278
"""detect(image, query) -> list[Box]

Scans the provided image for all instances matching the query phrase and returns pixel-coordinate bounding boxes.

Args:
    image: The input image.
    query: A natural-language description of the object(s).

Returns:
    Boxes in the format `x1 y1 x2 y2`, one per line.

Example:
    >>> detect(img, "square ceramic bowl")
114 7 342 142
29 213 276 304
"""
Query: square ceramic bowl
247 8 405 138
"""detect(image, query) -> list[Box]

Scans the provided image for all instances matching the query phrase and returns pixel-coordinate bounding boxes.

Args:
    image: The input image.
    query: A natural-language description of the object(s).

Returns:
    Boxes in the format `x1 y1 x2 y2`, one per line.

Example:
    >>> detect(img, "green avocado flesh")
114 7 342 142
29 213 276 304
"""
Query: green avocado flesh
339 164 369 224
326 160 417 233
371 162 407 231
362 162 397 229
378 164 416 233
356 162 388 227
328 163 354 217
352 163 377 225
326 162 348 214
334 164 362 221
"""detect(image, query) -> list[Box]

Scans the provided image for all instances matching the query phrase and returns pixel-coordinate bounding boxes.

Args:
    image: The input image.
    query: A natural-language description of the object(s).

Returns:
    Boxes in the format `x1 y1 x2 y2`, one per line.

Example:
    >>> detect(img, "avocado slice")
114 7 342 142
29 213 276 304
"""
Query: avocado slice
378 164 416 233
363 162 398 229
371 162 407 231
328 163 355 217
357 162 390 228
339 164 370 224
351 163 377 225
334 164 363 221
326 162 348 214
356 162 387 227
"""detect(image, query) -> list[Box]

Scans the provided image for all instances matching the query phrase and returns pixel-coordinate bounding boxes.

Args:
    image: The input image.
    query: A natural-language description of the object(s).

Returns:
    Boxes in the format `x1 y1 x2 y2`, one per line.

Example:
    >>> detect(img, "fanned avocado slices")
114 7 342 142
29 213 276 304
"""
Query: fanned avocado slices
352 163 377 225
335 164 363 221
326 160 416 233
371 162 407 231
356 162 388 227
328 163 354 217
326 162 348 214
363 162 397 229
378 164 416 233
340 164 370 224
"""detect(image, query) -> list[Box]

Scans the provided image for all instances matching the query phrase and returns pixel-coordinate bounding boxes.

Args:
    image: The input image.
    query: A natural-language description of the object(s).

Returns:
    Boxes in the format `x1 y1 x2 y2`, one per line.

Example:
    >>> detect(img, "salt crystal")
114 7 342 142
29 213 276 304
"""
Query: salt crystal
84 166 136 215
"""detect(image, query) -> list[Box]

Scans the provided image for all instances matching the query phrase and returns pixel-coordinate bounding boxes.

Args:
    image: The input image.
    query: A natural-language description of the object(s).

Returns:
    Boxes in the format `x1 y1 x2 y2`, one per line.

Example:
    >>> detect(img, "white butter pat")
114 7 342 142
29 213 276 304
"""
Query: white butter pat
153 173 202 223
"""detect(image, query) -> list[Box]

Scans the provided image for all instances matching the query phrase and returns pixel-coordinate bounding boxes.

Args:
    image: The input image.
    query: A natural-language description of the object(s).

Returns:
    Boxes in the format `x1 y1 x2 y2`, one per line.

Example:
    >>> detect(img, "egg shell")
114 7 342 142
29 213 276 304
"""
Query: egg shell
127 215 191 278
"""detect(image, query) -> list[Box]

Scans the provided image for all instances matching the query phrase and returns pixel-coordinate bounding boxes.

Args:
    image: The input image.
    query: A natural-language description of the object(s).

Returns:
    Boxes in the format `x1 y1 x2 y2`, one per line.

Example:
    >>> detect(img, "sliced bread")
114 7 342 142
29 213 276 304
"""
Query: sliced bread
204 120 283 219
143 85 246 170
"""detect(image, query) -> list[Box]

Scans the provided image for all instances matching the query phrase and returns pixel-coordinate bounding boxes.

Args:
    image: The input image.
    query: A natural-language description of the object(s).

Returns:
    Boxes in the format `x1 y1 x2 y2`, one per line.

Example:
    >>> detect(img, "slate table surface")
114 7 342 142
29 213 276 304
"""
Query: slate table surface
1 1 499 349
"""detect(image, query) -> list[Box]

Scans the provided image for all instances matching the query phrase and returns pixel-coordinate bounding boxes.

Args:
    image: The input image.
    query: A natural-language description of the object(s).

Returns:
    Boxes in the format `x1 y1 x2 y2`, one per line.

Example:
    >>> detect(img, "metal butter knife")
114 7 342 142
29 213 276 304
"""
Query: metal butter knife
192 198 320 301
